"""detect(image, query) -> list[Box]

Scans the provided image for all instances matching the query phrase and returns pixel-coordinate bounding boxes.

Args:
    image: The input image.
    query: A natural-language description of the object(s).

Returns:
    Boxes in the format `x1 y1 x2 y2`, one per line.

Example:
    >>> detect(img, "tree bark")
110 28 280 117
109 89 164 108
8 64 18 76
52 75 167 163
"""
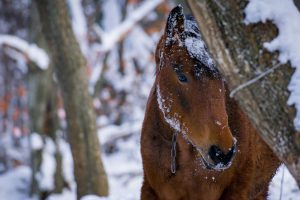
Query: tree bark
186 0 300 186
29 2 67 197
34 0 109 198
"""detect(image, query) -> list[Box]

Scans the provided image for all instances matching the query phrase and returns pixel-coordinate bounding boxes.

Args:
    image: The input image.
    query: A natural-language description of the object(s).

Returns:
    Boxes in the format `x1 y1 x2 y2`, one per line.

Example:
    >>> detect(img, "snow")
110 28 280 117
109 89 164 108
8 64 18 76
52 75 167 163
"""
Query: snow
68 0 89 56
93 0 163 52
81 195 103 200
156 85 184 133
45 125 143 200
0 34 49 70
245 0 300 130
89 0 160 93
184 20 215 72
58 137 74 187
30 132 43 151
269 165 300 199
37 138 56 191
98 121 142 145
0 166 34 200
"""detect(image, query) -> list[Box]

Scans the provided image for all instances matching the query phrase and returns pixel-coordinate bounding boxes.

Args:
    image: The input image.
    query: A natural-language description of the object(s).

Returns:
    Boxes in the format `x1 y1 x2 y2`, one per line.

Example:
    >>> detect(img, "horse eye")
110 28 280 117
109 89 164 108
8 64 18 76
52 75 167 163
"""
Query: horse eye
178 74 187 83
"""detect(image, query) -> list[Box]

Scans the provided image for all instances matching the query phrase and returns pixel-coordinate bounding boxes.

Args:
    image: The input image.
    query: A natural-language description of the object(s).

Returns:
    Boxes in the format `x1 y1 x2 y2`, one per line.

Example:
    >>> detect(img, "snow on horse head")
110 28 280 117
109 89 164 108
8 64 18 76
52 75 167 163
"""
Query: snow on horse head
154 6 236 171
141 5 280 200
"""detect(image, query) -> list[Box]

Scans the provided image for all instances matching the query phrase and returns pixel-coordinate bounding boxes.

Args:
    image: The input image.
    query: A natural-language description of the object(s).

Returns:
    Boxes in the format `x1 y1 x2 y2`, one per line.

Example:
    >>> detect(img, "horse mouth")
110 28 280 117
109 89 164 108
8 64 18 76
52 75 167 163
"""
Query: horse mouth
196 138 237 171
199 155 233 171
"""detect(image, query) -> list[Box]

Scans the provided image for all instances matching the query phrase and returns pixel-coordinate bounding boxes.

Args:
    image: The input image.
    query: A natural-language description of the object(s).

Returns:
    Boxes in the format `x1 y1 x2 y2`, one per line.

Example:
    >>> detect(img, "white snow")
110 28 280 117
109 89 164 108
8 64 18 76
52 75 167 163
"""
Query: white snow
156 85 184 133
93 0 163 52
0 166 34 200
89 0 160 93
38 138 56 191
30 132 43 151
269 165 300 199
184 36 213 69
81 195 103 200
245 0 300 130
184 19 215 72
68 0 89 56
98 121 142 145
46 124 143 200
59 139 75 190
0 34 49 69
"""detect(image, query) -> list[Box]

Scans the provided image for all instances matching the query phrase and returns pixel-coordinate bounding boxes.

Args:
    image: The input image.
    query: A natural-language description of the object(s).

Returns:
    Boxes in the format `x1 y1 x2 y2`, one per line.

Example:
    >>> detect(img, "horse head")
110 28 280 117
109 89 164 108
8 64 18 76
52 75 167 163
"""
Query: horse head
155 5 236 170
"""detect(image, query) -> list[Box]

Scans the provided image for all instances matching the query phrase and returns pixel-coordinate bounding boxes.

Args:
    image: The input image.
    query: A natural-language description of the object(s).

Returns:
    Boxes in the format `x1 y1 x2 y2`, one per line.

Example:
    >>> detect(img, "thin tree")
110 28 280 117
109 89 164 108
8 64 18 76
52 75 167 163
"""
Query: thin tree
187 0 300 186
34 0 109 198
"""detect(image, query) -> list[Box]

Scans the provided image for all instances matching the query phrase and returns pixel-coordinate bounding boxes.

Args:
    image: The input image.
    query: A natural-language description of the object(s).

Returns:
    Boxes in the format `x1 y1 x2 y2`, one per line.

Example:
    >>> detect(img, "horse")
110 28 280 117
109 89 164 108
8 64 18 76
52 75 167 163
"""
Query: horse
140 5 280 200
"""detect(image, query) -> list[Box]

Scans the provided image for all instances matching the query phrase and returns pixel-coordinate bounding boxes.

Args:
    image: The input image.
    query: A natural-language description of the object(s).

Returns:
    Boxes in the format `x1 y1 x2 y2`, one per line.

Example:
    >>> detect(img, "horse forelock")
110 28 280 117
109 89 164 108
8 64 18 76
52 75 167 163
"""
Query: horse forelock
157 16 221 79
183 17 221 79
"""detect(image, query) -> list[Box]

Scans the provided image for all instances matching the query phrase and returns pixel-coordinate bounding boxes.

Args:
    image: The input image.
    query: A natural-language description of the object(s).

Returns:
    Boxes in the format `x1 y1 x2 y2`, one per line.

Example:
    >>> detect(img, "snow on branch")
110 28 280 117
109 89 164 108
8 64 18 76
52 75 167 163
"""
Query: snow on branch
0 34 49 70
245 0 300 131
98 121 142 145
67 0 89 55
93 0 163 52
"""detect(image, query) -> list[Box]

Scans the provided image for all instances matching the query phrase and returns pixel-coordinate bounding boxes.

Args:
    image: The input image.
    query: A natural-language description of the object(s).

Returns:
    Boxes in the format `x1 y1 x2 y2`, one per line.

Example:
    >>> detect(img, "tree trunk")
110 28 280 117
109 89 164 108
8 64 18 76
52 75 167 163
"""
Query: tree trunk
34 0 109 198
186 0 300 186
29 2 66 197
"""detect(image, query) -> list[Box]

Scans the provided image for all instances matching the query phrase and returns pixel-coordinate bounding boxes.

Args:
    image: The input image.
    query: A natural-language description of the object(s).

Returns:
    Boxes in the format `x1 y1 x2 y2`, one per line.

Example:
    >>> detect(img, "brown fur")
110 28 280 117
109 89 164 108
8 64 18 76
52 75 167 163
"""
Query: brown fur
140 6 280 200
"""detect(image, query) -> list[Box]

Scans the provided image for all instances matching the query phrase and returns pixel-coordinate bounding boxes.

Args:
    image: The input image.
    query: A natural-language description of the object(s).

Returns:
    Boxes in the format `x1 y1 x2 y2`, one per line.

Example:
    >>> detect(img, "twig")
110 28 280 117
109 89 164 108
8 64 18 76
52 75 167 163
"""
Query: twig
230 63 282 98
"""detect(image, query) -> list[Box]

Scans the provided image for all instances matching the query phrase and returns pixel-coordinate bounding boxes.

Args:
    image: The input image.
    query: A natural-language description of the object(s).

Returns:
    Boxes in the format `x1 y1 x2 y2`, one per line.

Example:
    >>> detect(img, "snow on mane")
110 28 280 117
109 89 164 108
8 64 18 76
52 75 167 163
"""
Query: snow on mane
245 0 300 130
183 19 216 76
184 37 214 68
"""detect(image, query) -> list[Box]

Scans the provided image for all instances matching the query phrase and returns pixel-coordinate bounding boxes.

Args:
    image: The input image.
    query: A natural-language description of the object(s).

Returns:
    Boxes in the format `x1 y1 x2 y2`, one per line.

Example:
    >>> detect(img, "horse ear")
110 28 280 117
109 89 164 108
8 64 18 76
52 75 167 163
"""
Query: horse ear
165 5 185 46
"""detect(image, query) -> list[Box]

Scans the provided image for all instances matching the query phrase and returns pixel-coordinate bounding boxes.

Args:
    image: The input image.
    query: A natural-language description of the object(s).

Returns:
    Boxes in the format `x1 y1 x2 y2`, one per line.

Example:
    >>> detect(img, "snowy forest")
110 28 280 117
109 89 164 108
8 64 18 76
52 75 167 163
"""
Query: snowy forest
0 0 299 200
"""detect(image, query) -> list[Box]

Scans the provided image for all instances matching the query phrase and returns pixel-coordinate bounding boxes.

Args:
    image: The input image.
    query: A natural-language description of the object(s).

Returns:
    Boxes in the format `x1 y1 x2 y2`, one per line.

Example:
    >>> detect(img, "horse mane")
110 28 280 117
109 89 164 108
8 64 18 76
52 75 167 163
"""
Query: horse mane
156 14 222 80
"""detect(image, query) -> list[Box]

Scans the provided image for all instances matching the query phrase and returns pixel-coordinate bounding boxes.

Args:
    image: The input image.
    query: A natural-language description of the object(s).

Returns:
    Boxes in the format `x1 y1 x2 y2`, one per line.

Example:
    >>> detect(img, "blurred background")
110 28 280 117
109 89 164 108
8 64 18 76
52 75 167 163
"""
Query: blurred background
0 0 299 200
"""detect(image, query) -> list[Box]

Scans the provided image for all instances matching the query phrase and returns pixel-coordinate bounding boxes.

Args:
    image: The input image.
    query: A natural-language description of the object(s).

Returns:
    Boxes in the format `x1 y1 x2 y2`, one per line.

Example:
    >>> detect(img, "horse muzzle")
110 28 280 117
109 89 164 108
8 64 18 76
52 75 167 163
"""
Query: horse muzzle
199 138 237 170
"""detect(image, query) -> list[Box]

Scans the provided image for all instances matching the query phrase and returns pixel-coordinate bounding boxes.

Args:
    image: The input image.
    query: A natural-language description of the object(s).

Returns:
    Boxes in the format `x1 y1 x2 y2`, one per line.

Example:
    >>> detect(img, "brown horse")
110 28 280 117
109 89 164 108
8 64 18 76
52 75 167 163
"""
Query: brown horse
141 5 280 200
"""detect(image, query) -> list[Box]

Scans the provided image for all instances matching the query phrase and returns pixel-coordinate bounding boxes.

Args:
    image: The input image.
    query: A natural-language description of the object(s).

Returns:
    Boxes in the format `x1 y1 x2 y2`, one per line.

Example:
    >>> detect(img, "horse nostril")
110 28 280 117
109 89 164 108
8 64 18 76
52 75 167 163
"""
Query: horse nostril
208 145 236 166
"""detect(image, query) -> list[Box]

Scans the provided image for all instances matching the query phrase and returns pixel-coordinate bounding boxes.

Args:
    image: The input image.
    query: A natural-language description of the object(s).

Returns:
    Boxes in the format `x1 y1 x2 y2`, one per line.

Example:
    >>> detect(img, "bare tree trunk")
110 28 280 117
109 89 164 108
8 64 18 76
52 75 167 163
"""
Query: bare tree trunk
186 0 300 186
34 0 109 198
29 2 66 197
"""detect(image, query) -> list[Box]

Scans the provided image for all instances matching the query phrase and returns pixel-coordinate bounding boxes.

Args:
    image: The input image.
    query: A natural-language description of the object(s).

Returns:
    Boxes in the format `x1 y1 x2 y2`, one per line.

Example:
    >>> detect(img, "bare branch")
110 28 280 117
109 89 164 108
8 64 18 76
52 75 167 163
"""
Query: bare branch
0 34 49 69
230 63 283 97
93 0 163 52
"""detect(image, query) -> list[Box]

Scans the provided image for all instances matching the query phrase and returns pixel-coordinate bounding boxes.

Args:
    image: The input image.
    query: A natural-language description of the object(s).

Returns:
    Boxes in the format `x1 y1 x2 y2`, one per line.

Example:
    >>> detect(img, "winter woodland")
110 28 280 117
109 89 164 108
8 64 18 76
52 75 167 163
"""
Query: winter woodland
0 0 299 200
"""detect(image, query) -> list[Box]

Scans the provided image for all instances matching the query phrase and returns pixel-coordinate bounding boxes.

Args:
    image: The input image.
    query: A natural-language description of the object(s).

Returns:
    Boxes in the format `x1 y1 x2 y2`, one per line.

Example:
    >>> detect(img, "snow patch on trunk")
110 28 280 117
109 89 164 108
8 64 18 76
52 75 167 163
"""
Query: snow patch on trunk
245 0 300 130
